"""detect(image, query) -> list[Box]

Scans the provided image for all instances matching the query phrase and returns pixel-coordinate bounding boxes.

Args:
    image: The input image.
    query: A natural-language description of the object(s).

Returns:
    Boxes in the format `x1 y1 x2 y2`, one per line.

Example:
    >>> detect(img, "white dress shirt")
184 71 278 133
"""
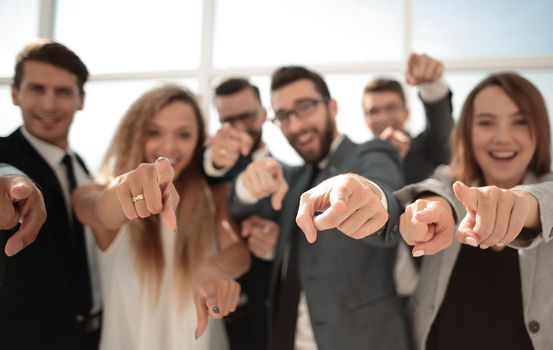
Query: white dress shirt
21 127 102 314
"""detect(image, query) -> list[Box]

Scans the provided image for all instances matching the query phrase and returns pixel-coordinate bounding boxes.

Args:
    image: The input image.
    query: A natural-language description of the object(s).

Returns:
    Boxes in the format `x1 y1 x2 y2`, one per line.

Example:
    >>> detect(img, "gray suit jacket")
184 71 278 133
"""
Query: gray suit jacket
395 166 553 350
229 136 410 350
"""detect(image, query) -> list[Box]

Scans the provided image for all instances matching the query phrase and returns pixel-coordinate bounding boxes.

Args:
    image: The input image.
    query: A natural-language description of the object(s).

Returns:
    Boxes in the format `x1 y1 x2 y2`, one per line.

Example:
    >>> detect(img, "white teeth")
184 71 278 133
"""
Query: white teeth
297 133 313 144
491 151 516 159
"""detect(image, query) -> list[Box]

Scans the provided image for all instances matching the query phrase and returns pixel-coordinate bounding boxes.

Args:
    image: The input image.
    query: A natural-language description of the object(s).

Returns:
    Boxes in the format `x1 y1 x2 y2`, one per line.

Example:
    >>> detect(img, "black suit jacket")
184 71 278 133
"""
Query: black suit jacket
403 92 454 185
0 128 86 350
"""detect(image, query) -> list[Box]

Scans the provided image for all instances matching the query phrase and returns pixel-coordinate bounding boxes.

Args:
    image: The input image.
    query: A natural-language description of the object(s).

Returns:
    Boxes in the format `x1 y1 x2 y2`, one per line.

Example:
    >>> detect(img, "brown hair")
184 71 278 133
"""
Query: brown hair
450 72 551 184
363 78 406 105
100 85 215 303
215 77 261 102
270 65 331 99
13 39 89 95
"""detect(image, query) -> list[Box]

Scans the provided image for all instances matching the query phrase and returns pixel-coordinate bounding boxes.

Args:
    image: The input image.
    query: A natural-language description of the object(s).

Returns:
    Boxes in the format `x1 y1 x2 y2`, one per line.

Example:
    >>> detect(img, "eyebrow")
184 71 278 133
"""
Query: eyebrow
475 110 523 118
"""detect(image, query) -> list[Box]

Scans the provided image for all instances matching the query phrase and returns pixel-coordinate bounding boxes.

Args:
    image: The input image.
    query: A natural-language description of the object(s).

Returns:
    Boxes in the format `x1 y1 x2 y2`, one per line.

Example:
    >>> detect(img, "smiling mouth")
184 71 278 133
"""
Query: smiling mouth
489 151 517 160
35 115 61 126
295 131 316 147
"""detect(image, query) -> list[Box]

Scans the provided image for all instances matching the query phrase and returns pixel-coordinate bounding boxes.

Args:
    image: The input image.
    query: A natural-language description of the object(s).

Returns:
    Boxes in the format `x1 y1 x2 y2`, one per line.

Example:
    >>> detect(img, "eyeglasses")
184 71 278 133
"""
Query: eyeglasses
220 108 262 126
271 97 329 128
365 103 404 118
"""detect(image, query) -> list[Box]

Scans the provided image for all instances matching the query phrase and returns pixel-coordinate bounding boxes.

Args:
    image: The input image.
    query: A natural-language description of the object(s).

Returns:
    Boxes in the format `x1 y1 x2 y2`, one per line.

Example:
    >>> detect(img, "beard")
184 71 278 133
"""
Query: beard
248 129 263 156
289 112 336 165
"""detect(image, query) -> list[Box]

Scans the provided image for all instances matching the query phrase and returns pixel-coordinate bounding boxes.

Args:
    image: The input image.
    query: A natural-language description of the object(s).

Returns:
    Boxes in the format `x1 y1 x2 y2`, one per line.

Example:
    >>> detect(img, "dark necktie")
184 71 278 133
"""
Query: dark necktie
272 165 319 350
61 154 92 316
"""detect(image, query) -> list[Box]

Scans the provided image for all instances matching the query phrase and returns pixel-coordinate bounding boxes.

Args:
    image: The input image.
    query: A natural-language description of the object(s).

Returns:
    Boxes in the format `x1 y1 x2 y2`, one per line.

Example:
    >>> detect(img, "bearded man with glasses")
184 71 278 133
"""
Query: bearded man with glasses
228 66 409 350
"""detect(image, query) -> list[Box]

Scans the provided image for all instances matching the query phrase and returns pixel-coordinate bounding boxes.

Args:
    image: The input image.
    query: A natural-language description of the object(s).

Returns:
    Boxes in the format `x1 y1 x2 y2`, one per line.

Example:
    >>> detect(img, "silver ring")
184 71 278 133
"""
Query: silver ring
132 194 145 203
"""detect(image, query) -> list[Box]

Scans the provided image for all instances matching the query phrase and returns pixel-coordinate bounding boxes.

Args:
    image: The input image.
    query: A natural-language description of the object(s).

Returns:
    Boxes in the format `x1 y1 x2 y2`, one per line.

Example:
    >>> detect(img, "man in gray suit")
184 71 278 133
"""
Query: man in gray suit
228 66 409 350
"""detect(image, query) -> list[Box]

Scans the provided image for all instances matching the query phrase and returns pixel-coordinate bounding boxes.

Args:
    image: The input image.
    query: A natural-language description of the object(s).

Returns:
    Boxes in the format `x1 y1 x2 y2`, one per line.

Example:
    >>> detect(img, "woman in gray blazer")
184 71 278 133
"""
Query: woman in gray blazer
395 72 553 350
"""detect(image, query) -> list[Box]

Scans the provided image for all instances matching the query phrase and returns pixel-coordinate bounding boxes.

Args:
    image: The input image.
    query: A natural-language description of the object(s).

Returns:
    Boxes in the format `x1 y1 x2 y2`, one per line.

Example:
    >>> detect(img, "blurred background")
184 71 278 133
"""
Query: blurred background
1 0 552 171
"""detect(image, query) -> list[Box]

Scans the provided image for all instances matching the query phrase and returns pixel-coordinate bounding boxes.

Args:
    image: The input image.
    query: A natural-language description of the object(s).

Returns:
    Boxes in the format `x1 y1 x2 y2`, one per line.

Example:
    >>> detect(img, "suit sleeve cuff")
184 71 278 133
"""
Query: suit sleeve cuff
203 146 231 177
419 79 449 103
236 174 259 205
368 180 388 211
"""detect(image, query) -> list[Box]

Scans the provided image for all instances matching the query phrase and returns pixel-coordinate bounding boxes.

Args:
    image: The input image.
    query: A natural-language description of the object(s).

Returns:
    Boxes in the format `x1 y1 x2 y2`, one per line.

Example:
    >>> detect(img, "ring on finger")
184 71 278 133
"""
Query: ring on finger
132 194 145 203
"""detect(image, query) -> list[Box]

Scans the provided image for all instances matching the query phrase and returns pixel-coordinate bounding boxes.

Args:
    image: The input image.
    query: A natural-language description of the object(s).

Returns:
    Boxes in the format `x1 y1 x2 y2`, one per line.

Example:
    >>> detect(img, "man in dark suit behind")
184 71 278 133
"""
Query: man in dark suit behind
0 40 100 350
202 78 277 350
228 66 410 350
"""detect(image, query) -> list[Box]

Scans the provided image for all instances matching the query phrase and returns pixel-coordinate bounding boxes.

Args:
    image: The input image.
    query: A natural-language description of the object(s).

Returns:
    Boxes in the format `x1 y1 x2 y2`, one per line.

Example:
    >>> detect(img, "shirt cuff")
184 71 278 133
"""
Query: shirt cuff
236 174 259 205
368 180 388 211
203 146 231 177
259 248 276 261
418 78 449 103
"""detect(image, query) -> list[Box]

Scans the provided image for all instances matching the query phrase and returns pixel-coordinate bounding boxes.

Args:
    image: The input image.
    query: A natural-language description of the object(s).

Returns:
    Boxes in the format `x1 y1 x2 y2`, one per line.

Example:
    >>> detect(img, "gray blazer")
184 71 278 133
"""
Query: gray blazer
395 166 553 350
229 136 410 350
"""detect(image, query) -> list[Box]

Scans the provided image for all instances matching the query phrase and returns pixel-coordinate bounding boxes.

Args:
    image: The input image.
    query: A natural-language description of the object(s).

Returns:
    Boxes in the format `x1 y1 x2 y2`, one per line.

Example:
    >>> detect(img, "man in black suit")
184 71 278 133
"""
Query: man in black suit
362 53 453 185
203 78 277 350
362 53 454 296
228 66 409 350
0 40 101 350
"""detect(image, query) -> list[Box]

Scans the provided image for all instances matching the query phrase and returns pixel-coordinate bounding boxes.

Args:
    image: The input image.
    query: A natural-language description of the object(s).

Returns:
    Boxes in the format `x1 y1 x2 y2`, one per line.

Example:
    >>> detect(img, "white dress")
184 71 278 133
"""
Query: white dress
98 224 229 350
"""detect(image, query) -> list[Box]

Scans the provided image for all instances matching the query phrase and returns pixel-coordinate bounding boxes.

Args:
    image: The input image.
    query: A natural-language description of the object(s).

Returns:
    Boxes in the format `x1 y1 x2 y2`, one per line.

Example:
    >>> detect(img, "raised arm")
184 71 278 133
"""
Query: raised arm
72 158 179 250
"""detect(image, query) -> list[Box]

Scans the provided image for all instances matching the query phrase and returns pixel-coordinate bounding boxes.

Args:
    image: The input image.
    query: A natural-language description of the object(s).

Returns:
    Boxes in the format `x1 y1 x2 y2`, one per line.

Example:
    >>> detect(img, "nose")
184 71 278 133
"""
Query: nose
286 112 303 134
493 122 514 144
161 135 178 155
38 90 56 112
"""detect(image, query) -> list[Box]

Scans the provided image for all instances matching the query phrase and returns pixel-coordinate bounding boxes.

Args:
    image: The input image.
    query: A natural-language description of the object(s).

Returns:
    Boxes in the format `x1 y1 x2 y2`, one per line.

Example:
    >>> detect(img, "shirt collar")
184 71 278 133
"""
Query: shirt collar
317 133 344 169
21 126 71 169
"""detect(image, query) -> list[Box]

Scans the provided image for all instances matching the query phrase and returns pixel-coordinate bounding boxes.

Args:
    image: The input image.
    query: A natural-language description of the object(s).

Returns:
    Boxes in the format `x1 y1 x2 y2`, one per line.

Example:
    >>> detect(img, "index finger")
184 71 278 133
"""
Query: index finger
296 192 319 243
194 294 208 339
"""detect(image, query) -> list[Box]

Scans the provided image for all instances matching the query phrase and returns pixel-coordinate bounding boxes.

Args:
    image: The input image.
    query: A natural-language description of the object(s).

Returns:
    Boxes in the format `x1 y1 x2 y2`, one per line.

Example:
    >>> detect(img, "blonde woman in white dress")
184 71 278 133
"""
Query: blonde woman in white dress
73 85 251 350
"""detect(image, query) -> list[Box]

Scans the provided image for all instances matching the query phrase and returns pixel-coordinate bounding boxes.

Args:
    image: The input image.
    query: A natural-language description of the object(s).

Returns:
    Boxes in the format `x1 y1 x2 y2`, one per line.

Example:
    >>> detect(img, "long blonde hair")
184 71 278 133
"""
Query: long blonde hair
100 85 216 302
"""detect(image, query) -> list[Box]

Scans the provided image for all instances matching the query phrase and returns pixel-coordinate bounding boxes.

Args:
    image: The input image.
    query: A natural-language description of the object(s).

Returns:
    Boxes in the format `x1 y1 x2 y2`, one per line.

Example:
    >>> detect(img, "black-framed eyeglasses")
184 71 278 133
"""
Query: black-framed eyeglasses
220 107 262 126
365 103 404 118
271 97 329 128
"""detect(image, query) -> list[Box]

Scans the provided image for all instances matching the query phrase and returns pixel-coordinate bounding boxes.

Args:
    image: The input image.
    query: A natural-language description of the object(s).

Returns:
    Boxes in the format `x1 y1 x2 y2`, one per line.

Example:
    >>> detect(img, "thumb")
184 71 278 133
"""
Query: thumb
9 179 33 202
266 161 287 210
452 181 478 211
238 131 254 156
160 185 178 230
154 157 175 187
194 294 208 339
241 217 254 238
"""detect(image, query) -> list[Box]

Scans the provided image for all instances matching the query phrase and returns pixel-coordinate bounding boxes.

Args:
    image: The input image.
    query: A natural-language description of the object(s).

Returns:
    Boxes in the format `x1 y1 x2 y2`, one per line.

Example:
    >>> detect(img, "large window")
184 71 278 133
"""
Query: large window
1 0 552 171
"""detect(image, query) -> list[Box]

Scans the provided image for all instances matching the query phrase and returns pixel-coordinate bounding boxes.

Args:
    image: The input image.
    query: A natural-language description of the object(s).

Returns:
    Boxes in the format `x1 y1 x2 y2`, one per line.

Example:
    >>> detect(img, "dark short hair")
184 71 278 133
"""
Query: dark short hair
214 78 261 102
13 39 89 95
270 66 331 99
363 78 406 105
